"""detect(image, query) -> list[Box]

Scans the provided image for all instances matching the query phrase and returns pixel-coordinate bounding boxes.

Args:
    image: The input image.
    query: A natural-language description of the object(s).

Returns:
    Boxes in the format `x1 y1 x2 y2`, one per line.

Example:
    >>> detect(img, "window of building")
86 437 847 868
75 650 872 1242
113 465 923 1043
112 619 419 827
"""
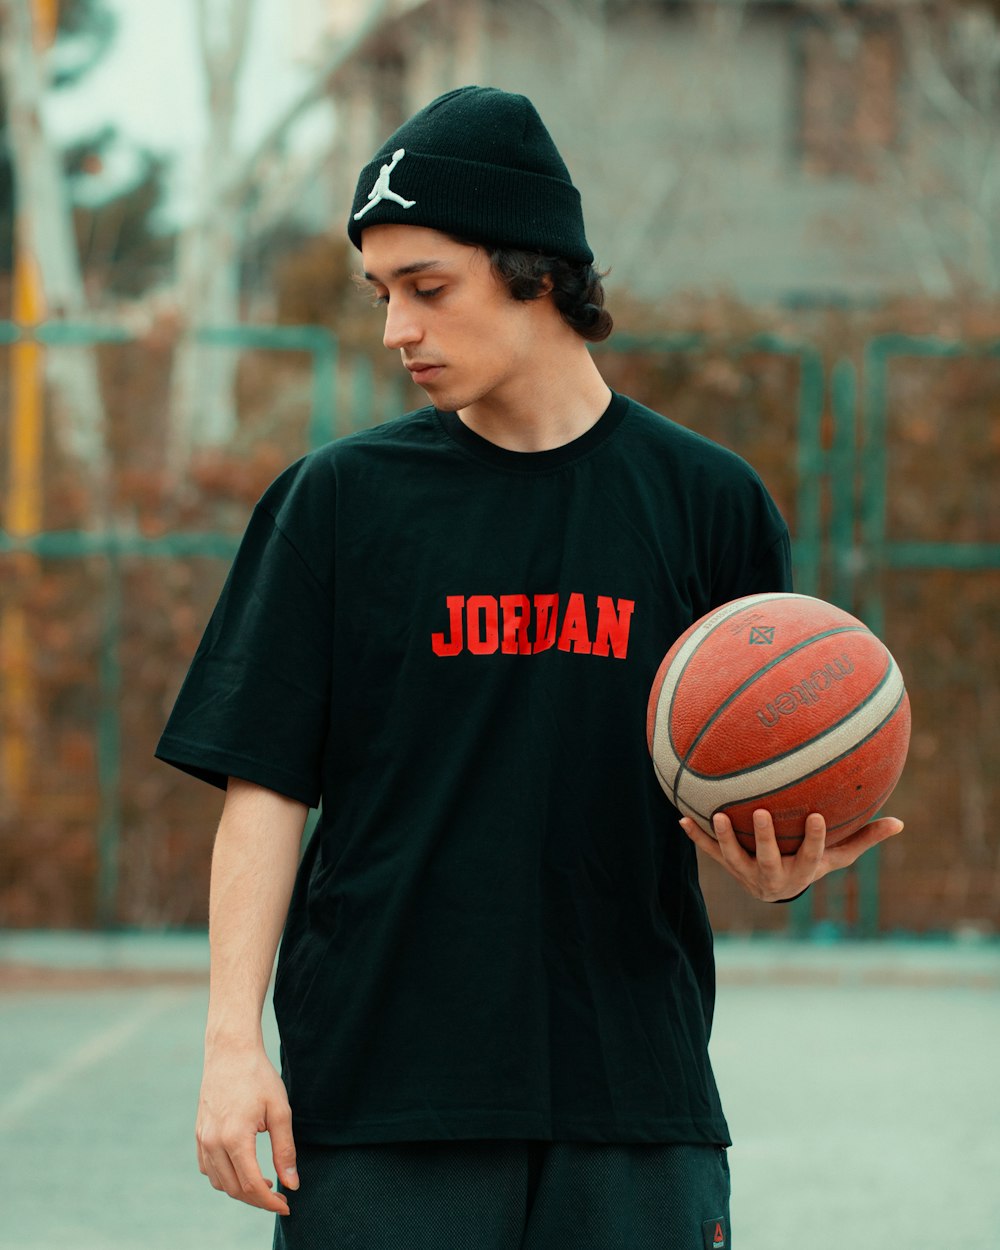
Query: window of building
793 10 904 183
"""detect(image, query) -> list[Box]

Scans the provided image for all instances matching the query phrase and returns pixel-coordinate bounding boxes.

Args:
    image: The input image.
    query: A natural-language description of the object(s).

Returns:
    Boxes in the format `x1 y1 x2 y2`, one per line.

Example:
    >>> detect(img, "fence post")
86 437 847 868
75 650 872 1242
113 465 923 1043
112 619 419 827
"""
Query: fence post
96 546 123 927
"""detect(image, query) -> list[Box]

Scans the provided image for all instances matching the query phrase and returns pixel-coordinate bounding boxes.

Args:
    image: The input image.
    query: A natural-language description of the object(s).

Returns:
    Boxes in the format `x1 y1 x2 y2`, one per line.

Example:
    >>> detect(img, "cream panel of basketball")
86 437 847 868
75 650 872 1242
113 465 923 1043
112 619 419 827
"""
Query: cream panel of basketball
649 593 905 830
649 592 778 801
653 654 906 830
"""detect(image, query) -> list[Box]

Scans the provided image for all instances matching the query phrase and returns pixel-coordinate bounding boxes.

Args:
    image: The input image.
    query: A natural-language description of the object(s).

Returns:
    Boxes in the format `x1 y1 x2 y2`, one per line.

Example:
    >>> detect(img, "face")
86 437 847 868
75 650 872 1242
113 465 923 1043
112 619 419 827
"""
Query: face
360 225 547 413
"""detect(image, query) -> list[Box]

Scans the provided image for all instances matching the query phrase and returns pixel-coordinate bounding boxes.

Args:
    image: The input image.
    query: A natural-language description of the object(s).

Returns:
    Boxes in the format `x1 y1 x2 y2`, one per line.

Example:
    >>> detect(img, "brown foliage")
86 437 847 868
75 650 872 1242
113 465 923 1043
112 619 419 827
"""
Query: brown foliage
1 282 998 934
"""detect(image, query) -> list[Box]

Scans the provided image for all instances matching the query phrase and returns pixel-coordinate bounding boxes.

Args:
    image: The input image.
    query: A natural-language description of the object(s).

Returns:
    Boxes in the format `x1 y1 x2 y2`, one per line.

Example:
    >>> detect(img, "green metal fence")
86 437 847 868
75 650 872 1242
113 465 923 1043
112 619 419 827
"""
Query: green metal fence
1 321 998 934
850 335 1000 933
1 324 337 925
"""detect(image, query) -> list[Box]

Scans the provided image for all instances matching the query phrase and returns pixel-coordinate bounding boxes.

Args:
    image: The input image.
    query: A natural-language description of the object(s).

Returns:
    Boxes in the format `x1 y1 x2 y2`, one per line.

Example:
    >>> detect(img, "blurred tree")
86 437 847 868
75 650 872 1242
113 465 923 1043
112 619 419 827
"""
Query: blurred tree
0 0 106 474
0 0 173 292
0 0 178 469
48 0 116 87
167 0 255 470
65 131 176 299
899 4 1000 293
168 0 391 468
794 1 1000 296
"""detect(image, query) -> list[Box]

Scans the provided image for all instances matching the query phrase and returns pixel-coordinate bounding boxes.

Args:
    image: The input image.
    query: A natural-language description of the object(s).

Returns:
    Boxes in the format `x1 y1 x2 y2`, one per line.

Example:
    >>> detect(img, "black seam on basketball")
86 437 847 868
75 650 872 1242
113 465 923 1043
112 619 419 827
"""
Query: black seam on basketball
669 624 871 763
824 775 901 834
664 602 766 806
709 686 908 820
667 625 874 804
651 738 715 831
662 598 778 797
678 657 898 784
662 725 904 846
677 771 901 850
652 754 684 808
728 774 902 844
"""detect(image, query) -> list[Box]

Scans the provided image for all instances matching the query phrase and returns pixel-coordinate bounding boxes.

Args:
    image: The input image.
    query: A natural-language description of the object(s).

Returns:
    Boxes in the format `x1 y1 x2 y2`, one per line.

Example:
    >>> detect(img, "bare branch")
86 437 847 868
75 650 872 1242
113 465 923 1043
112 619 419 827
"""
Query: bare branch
903 8 988 133
194 0 210 66
217 0 395 213
0 0 107 471
880 147 956 297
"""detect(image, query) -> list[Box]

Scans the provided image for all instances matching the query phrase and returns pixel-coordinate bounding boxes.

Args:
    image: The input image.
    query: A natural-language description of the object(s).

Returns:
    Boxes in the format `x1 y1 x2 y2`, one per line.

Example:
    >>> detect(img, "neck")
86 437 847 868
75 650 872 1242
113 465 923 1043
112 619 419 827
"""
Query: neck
456 340 613 453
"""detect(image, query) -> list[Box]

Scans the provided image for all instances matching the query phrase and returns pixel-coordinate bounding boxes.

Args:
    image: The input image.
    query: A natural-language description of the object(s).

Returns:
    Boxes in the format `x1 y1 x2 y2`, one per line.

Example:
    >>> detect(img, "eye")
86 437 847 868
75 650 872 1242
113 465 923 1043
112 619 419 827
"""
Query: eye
415 286 444 299
370 291 389 307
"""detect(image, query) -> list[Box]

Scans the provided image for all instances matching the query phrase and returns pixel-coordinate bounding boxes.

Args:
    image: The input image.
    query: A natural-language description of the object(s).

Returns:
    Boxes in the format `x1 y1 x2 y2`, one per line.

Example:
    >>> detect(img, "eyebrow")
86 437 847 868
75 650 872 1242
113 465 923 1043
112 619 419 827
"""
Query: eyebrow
362 260 445 282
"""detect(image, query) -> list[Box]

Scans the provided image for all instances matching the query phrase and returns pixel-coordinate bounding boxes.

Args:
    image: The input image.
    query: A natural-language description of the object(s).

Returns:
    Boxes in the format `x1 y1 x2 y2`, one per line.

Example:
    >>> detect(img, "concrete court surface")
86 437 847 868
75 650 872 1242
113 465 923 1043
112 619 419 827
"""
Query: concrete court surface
1 932 998 1250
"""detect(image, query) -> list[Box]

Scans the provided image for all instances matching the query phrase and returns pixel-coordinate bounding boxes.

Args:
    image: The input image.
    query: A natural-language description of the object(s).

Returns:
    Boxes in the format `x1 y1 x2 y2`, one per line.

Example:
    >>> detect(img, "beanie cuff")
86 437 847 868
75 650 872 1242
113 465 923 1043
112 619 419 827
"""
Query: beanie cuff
348 151 593 264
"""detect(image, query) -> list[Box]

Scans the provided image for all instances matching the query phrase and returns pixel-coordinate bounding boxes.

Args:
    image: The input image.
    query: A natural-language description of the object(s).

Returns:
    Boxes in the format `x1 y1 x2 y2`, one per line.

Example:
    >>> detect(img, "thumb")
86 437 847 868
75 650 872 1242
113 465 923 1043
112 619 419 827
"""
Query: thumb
268 1101 299 1190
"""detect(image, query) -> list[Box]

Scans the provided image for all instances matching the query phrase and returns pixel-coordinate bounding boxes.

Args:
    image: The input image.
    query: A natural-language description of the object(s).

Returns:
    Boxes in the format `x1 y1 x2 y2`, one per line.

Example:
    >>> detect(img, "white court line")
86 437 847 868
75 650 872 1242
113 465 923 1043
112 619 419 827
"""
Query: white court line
0 989 188 1132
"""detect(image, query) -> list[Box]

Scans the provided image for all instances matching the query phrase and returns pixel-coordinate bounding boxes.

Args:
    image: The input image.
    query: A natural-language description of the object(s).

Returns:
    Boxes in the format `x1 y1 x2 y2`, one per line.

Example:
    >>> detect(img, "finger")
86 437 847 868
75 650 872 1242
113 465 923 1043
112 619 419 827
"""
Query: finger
203 1163 226 1193
821 818 904 871
795 812 827 874
712 811 755 874
197 1126 238 1195
750 809 783 871
864 816 905 841
268 1101 299 1191
204 1149 243 1198
748 809 794 898
229 1145 290 1214
678 817 725 867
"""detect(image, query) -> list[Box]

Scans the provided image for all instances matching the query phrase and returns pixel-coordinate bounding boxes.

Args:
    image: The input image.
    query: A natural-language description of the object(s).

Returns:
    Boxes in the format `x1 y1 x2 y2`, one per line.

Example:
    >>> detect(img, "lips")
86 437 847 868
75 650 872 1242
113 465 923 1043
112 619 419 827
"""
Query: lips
406 363 444 385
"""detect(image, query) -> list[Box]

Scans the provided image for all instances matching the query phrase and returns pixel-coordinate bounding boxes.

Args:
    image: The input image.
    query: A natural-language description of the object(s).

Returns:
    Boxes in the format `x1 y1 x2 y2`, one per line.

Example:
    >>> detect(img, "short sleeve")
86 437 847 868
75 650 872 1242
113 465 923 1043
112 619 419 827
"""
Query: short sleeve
155 486 334 808
738 495 808 904
709 469 794 606
740 526 794 597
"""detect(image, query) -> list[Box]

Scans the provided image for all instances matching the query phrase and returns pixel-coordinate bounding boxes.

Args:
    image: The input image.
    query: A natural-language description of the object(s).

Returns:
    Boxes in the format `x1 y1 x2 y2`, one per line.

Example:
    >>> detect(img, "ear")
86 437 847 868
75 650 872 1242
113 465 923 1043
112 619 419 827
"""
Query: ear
535 274 554 298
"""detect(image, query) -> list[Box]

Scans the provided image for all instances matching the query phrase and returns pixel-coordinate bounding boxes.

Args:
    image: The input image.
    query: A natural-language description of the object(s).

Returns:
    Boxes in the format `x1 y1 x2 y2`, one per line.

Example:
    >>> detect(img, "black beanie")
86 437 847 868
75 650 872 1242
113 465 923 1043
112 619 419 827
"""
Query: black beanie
347 85 593 264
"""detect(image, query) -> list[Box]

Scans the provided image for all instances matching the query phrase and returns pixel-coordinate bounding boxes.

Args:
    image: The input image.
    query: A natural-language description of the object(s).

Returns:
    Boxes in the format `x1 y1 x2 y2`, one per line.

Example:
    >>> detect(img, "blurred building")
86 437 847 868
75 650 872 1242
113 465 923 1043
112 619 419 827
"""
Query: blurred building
289 0 998 305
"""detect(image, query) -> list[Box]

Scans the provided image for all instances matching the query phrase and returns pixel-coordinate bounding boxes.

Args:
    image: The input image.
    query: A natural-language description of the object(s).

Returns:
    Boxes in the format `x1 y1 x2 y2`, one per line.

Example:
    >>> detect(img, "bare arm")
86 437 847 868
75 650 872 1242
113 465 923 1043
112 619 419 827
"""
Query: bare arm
195 777 306 1217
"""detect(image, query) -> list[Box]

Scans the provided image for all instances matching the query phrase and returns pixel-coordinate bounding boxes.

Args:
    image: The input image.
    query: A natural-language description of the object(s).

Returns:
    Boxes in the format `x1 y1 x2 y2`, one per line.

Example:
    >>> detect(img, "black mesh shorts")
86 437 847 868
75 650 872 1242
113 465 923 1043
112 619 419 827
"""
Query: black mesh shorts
271 1139 731 1249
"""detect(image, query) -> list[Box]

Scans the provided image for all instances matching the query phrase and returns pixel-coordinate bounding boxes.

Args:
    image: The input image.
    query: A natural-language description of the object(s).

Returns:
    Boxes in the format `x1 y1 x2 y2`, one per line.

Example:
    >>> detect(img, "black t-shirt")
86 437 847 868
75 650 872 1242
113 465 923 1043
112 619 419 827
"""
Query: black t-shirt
156 391 792 1147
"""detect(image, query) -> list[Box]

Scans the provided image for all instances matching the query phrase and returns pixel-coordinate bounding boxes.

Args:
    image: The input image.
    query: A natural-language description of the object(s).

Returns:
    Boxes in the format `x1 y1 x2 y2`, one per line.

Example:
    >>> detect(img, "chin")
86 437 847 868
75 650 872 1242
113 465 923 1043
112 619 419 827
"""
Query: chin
428 380 499 413
422 385 469 411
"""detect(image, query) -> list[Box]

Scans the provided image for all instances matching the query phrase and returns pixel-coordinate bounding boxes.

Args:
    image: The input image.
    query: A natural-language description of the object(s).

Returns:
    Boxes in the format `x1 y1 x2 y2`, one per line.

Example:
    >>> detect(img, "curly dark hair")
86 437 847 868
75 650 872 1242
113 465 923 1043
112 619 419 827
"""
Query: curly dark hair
449 237 613 343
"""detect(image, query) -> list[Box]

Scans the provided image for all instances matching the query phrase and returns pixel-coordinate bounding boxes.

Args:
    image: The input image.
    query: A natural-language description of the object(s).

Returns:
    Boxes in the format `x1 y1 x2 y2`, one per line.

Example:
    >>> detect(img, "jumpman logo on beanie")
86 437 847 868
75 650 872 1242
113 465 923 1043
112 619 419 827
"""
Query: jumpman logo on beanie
347 87 593 263
353 148 416 221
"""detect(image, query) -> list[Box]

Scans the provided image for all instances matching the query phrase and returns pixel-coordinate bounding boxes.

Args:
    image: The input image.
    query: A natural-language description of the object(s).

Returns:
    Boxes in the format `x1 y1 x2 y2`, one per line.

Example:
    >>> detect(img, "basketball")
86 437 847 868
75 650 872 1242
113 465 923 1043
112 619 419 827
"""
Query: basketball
646 592 910 854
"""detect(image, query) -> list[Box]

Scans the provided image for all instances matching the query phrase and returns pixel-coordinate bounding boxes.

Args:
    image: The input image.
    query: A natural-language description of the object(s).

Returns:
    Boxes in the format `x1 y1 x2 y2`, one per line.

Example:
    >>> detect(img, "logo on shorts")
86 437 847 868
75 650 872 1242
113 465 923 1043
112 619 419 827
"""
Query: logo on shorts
749 625 775 644
702 1217 728 1250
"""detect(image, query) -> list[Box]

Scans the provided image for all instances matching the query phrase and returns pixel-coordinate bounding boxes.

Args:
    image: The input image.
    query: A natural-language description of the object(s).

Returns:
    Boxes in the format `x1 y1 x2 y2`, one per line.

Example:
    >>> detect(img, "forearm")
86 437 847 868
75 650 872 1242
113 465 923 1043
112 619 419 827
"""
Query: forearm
205 778 306 1050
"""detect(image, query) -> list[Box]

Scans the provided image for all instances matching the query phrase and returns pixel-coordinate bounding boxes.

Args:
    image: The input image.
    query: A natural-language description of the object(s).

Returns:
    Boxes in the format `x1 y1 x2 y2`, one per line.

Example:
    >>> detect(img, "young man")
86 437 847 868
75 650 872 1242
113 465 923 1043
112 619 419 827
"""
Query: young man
156 86 902 1249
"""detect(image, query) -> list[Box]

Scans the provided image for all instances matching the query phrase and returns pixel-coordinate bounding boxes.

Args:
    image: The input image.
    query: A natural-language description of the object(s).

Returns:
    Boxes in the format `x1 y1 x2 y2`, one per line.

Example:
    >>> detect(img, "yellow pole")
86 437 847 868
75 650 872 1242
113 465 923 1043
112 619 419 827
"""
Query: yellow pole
33 0 58 46
1 0 56 804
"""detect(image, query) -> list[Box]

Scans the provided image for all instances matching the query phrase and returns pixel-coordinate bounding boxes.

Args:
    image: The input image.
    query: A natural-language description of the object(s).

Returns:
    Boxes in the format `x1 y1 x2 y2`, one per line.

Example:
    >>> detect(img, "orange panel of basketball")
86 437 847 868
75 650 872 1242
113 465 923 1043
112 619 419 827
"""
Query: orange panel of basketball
646 593 911 854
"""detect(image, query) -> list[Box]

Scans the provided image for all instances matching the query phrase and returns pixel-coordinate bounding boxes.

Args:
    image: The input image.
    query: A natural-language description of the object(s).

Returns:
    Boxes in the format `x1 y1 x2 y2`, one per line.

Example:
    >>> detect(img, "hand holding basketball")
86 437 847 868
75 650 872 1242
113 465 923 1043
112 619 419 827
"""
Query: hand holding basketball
647 592 911 854
678 807 904 902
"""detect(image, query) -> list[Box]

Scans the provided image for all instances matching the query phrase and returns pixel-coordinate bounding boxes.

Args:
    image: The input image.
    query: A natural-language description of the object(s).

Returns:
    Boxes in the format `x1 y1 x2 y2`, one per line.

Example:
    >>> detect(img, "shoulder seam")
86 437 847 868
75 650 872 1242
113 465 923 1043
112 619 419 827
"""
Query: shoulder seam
260 506 329 593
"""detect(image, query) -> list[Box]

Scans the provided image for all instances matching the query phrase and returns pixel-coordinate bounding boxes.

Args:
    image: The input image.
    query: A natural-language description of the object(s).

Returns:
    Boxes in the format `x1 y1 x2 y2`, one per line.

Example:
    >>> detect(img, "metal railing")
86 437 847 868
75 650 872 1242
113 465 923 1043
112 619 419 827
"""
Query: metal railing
2 321 998 934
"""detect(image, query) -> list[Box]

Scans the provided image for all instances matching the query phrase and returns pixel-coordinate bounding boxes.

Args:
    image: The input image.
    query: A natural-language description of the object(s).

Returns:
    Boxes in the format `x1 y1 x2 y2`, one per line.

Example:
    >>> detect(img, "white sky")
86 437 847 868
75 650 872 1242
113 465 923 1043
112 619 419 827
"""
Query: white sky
44 0 334 225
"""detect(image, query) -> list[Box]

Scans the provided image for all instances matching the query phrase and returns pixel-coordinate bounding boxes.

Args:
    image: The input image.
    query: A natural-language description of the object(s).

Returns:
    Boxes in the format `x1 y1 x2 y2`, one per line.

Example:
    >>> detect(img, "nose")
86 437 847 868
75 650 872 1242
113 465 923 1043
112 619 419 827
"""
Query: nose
382 300 422 352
